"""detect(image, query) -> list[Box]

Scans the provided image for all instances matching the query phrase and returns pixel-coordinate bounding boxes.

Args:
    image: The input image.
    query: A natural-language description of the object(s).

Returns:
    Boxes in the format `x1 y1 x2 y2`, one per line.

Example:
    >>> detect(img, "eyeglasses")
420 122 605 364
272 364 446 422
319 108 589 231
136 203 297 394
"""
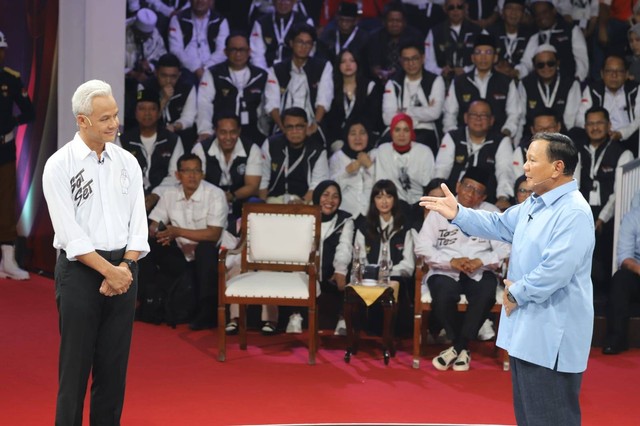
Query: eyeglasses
517 188 533 194
179 169 203 175
447 4 465 11
400 55 422 63
284 124 307 131
293 39 314 47
535 60 557 69
473 49 495 56
227 47 249 54
467 112 492 120
459 182 485 195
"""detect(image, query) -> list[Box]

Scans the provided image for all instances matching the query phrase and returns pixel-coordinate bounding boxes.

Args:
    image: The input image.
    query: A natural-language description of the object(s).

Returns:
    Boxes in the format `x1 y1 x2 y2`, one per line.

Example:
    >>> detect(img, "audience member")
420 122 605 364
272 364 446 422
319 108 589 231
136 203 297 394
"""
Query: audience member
125 8 168 84
142 53 199 151
329 118 376 218
415 167 510 371
192 113 263 229
400 0 446 40
602 203 640 355
374 113 435 205
489 0 533 79
197 32 268 145
382 40 446 155
259 107 329 204
250 0 314 70
579 106 634 296
365 1 423 83
435 99 514 208
264 23 334 138
443 34 521 139
119 89 184 212
168 0 230 80
324 49 379 148
576 55 640 157
512 173 532 205
424 0 484 85
144 153 228 330
318 2 369 64
516 0 588 82
627 24 640 82
517 44 581 140
466 0 499 29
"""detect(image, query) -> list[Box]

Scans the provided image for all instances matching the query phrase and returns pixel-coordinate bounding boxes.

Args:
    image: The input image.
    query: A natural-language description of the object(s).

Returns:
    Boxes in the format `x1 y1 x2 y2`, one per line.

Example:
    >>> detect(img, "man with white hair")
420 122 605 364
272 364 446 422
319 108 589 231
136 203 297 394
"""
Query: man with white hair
0 30 35 280
42 80 150 424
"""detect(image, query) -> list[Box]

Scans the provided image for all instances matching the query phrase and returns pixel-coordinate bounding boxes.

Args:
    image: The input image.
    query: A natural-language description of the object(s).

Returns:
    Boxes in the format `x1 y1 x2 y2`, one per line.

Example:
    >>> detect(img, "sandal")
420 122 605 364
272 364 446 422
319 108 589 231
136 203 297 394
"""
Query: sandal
225 321 238 335
261 321 276 335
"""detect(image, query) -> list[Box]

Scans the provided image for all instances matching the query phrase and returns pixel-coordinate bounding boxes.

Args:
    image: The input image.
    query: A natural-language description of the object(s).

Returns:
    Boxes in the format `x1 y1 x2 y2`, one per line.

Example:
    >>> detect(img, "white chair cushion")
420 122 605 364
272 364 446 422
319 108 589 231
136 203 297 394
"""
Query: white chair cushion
225 271 310 299
247 213 315 263
420 275 503 305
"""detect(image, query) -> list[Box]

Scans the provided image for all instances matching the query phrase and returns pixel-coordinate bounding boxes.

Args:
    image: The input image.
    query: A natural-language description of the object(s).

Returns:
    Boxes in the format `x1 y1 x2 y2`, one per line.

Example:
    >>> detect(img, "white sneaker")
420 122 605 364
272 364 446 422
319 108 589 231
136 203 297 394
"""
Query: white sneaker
452 349 471 371
334 318 346 336
477 319 495 341
286 313 303 334
0 245 29 280
432 346 458 371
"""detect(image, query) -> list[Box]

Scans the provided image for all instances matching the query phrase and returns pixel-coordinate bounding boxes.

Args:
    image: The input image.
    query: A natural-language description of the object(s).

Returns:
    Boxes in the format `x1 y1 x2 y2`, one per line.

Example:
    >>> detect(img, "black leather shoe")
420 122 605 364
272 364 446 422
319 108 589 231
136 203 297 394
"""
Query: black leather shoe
189 318 216 331
602 346 622 355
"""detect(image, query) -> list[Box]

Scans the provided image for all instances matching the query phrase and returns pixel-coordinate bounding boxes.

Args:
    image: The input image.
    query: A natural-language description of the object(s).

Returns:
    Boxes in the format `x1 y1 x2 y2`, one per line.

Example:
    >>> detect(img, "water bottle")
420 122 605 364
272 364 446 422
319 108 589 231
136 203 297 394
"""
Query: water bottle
351 243 363 285
378 243 391 285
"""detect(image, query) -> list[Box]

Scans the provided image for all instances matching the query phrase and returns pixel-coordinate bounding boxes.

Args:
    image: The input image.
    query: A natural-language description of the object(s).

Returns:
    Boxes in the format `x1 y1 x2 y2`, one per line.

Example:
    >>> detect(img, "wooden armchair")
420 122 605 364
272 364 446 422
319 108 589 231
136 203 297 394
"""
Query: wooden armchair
217 203 321 364
413 256 509 370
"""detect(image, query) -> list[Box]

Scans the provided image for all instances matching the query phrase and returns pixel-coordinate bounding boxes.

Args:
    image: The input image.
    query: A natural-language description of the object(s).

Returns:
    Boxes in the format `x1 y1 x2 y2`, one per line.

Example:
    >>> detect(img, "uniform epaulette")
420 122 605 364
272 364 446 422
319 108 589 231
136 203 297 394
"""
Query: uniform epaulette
3 66 21 78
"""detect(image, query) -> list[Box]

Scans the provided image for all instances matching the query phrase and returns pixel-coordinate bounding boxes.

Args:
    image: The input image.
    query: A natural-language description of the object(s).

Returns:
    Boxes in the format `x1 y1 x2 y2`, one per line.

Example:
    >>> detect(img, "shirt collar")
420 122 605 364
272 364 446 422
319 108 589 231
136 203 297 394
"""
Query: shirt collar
72 132 114 163
533 179 578 207
178 181 205 202
210 138 248 158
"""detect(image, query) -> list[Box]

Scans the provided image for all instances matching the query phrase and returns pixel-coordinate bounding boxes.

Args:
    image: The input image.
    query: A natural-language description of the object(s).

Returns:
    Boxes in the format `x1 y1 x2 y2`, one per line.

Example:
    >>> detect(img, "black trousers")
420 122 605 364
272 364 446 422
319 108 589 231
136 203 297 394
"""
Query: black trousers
55 248 136 426
427 271 497 351
605 268 640 348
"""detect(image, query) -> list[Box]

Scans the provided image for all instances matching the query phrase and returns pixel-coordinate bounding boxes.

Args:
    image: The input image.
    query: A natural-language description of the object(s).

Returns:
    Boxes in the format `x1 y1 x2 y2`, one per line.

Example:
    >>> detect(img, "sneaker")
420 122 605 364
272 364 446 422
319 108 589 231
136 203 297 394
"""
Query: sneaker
286 313 303 334
225 320 238 335
477 319 495 341
432 346 458 371
261 321 276 335
452 349 471 371
334 318 346 336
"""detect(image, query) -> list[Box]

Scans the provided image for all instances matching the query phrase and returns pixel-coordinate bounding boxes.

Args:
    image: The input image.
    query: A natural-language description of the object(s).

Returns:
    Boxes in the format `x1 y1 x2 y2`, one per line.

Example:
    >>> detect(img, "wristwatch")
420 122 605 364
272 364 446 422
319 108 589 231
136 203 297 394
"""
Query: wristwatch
121 258 137 272
506 291 517 304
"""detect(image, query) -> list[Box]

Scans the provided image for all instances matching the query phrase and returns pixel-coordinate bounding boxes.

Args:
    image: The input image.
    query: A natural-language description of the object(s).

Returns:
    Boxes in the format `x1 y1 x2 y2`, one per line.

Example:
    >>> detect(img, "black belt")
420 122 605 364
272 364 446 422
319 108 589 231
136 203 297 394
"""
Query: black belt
62 248 126 261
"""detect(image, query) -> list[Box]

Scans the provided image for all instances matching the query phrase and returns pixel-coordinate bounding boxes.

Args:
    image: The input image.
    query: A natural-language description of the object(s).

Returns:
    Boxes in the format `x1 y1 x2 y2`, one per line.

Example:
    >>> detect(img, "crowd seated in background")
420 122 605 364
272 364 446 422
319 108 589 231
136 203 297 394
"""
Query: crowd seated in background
122 1 640 347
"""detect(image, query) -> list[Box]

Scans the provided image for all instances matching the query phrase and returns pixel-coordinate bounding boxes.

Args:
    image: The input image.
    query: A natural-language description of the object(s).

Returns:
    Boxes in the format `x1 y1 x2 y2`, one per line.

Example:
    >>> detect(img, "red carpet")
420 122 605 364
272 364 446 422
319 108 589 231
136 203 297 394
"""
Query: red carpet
1 275 638 425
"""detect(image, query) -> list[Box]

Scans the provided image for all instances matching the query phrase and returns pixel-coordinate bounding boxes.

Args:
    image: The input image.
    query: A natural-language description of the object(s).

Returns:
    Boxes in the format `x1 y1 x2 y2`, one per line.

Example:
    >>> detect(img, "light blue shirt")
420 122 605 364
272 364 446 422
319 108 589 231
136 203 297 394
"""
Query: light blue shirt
617 205 640 267
452 180 594 373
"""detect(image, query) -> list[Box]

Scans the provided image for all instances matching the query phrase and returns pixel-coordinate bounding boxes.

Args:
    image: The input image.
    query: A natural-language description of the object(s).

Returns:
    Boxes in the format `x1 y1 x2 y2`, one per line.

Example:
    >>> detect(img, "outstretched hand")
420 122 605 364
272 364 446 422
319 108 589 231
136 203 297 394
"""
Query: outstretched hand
419 183 459 220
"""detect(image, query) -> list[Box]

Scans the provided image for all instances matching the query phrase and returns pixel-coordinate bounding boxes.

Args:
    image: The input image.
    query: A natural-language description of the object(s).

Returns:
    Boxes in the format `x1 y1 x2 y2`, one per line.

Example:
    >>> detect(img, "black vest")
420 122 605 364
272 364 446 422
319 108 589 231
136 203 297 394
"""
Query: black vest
538 18 577 81
431 20 482 69
580 140 627 216
120 127 180 194
488 21 533 67
453 71 512 133
200 137 254 193
143 77 194 125
446 128 502 202
354 215 408 268
587 80 639 123
273 56 327 111
321 210 353 281
266 133 325 198
389 69 439 113
521 74 575 130
208 62 267 142
257 11 309 67
176 9 225 53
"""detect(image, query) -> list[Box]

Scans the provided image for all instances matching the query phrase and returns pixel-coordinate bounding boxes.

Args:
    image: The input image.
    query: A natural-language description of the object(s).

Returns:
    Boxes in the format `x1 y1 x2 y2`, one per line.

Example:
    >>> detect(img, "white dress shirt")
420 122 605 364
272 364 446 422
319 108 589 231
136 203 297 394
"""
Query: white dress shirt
42 133 150 260
576 86 640 141
148 180 228 261
382 74 446 130
329 149 377 218
191 137 263 185
259 140 330 193
353 217 415 277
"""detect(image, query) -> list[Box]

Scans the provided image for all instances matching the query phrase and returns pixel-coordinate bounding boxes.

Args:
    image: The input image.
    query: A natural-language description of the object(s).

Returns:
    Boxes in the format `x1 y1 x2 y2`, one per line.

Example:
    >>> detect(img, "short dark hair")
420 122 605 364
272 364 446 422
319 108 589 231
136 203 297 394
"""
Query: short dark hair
383 0 407 18
423 178 448 196
225 31 250 48
585 105 610 123
530 132 578 176
282 107 308 122
157 53 181 69
287 23 316 43
177 153 202 171
602 54 627 71
533 107 560 122
215 111 241 128
399 40 425 56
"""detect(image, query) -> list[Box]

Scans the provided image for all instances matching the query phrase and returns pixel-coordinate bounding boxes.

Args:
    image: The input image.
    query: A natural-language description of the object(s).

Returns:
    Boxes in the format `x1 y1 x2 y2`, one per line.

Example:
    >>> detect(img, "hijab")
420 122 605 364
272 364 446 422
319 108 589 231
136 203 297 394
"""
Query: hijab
390 113 416 154
313 180 342 222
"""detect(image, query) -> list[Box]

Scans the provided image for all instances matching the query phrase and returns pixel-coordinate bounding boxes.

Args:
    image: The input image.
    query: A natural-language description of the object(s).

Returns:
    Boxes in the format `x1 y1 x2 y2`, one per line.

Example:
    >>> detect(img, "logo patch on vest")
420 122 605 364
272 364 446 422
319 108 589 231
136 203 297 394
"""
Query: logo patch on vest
236 163 246 176
462 94 471 102
271 162 279 171
493 93 506 100
265 36 273 45
221 89 230 97
528 100 537 109
455 155 466 164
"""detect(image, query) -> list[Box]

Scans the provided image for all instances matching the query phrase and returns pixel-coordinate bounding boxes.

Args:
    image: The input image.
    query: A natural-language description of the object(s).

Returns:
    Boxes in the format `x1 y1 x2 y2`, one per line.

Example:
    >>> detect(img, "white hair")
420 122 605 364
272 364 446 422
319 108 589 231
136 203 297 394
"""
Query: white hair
71 79 113 117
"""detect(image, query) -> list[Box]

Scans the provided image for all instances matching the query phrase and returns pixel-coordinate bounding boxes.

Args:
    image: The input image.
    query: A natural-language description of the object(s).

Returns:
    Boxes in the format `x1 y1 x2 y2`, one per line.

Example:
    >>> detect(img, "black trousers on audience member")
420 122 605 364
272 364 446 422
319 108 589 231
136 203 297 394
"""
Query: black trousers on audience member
606 268 640 348
427 271 497 351
55 248 136 426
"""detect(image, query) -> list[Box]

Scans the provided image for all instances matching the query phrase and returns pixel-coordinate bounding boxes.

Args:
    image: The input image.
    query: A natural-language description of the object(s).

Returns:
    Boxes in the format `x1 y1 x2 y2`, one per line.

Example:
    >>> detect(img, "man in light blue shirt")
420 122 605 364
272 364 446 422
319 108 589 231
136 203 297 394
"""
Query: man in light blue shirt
603 204 640 354
420 132 594 426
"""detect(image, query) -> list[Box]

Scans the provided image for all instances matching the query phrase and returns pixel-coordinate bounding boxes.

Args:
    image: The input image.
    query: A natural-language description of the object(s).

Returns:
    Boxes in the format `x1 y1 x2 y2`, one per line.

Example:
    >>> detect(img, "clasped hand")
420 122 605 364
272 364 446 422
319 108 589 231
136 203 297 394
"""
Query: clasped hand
99 265 133 297
450 257 483 274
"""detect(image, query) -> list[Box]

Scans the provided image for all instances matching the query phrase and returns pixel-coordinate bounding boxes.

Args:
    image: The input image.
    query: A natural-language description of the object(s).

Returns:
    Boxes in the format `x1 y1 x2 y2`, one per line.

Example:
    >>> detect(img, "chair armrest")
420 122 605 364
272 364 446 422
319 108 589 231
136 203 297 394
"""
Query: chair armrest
414 256 423 315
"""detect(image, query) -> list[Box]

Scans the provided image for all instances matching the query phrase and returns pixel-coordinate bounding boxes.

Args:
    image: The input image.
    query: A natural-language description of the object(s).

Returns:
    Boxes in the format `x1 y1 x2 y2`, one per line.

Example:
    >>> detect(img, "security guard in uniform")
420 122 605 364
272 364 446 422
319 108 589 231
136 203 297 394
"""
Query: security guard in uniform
0 30 35 280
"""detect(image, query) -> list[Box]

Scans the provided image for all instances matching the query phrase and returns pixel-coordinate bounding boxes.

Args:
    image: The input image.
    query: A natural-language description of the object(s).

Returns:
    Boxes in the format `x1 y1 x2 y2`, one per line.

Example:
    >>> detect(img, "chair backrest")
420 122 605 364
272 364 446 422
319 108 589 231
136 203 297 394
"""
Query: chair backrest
241 203 321 272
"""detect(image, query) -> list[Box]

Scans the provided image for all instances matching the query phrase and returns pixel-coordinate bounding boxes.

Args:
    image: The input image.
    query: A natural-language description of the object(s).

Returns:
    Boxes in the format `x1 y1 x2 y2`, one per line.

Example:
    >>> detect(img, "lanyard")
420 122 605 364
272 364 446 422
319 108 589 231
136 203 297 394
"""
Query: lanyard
589 141 612 181
343 92 356 118
283 145 306 194
334 27 359 55
502 34 518 63
537 78 560 108
273 13 294 62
